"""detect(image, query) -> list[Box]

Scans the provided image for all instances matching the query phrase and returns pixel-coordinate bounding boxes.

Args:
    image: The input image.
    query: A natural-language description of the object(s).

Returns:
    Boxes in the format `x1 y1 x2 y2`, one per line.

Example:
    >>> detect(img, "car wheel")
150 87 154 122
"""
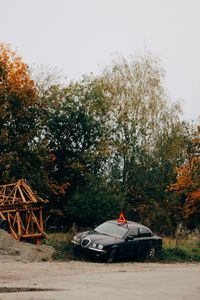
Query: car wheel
107 248 118 263
148 246 156 258
147 244 161 259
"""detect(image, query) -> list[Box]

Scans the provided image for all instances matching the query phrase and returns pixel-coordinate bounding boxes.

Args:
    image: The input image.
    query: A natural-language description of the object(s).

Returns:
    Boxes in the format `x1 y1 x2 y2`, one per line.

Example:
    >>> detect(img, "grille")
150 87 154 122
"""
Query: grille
81 238 91 248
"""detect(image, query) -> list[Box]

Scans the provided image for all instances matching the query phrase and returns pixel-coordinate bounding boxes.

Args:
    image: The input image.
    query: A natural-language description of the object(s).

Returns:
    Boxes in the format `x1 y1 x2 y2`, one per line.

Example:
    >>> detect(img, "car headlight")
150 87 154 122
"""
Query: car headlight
98 244 104 250
92 243 97 248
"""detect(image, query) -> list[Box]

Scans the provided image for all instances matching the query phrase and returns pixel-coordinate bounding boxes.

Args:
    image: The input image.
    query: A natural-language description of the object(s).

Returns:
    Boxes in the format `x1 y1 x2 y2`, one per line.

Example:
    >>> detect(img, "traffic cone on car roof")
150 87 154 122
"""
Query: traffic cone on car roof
117 212 127 224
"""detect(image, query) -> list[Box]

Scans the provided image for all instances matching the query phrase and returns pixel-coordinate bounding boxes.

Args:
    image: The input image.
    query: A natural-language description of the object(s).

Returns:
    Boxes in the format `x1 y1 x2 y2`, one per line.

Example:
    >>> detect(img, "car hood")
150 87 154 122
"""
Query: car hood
80 231 123 246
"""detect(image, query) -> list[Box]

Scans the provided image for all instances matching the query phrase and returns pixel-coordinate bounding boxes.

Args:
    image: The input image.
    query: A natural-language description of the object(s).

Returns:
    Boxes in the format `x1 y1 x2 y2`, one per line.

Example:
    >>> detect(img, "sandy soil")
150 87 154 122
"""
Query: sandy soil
0 230 54 262
0 261 199 300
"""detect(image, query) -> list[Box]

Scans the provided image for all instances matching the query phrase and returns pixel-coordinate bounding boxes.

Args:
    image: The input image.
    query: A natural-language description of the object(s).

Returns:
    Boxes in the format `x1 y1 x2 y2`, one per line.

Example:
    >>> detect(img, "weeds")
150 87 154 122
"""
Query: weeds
159 225 200 262
43 225 85 261
43 232 74 260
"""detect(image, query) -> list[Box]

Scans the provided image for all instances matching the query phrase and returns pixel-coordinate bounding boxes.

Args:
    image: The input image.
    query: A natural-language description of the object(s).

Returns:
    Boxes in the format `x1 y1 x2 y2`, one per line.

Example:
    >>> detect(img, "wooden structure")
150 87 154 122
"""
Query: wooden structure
0 179 48 241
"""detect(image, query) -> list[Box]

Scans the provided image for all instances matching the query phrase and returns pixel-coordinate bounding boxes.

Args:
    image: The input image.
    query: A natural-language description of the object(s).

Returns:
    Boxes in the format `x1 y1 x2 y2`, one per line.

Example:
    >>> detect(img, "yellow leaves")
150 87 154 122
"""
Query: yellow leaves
0 43 36 99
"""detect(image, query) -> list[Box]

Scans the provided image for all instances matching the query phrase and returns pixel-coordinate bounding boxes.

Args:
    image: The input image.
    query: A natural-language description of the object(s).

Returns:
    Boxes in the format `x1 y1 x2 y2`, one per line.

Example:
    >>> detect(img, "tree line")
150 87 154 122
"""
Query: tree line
0 44 199 234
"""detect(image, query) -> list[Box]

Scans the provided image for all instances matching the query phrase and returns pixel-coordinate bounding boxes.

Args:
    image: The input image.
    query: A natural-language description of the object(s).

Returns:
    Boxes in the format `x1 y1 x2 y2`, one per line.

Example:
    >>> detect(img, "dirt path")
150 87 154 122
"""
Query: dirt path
0 261 199 300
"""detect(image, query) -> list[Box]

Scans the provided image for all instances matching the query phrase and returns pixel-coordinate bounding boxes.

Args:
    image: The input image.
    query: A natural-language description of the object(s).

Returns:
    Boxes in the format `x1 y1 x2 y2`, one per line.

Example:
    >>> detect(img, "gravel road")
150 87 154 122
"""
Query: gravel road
0 261 199 300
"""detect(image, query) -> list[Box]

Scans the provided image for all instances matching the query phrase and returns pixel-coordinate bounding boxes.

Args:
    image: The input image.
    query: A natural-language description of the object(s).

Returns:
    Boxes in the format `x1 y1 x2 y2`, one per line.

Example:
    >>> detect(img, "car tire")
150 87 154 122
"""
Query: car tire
148 246 156 258
147 244 160 259
107 248 118 263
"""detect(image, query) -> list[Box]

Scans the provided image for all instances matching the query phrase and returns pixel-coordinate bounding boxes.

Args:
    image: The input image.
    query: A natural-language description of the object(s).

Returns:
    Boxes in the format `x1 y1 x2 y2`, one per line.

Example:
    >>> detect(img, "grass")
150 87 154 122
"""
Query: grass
43 232 75 260
43 226 200 263
159 234 200 262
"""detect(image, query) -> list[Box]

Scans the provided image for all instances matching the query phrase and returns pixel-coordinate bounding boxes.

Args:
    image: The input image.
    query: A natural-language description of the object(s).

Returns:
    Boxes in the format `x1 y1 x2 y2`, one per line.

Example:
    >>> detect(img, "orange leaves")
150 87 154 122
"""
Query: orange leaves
184 189 200 218
168 127 200 219
50 182 70 196
0 44 36 99
0 44 40 184
168 164 192 192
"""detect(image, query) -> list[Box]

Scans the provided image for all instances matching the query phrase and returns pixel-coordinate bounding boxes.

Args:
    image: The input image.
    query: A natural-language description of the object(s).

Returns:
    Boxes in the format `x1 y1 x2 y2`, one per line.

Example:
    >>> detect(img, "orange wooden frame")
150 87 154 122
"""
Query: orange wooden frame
0 179 48 241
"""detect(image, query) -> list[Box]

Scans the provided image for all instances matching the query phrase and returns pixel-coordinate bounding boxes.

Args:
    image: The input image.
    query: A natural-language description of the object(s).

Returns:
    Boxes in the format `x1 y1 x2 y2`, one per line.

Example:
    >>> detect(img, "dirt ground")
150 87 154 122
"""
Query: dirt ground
0 261 199 300
0 230 54 262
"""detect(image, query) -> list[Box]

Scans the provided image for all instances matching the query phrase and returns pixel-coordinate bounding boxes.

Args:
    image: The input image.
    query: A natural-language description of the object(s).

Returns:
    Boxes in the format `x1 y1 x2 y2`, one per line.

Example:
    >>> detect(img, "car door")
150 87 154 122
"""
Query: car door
121 227 140 259
137 227 152 257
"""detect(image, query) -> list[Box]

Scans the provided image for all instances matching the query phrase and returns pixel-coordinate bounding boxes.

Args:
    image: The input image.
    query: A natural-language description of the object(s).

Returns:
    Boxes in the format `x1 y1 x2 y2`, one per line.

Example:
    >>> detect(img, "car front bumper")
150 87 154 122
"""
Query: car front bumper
71 240 108 259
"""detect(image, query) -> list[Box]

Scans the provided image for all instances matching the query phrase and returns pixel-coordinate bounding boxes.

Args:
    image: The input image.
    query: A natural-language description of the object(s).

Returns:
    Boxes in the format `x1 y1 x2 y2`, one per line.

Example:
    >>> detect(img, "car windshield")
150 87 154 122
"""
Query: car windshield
95 222 128 238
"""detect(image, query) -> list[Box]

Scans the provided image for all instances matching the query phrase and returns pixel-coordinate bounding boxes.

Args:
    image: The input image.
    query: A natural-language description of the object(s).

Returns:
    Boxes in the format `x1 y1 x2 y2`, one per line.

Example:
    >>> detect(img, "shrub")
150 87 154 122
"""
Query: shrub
43 232 74 261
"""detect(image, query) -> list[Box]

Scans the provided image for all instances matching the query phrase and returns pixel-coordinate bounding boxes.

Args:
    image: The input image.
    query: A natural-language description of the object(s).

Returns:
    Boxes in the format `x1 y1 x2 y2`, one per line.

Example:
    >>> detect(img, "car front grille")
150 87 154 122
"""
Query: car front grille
81 238 91 248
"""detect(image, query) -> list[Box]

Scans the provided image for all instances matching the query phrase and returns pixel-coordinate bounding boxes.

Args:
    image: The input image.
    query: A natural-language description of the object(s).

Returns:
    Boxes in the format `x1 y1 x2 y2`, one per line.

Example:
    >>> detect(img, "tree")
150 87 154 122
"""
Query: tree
168 126 200 227
0 44 35 97
0 44 43 185
1 44 191 232
90 53 189 231
46 104 103 185
46 53 188 231
65 175 122 227
38 80 108 220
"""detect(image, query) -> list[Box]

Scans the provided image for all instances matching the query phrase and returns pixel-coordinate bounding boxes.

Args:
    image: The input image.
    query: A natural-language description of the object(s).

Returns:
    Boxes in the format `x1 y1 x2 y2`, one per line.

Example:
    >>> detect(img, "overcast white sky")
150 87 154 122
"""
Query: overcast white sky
0 0 199 121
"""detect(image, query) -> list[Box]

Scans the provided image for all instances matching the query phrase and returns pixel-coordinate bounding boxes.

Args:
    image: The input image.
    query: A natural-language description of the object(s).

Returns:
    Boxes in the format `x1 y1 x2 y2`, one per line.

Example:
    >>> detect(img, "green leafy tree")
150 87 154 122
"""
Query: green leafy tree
93 53 189 232
66 175 123 227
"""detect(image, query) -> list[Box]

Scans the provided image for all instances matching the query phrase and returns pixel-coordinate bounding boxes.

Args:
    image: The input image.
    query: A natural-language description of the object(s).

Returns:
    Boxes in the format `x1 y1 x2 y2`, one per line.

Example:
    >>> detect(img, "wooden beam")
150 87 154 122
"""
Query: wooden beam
30 211 43 233
21 233 45 238
17 184 26 203
0 211 6 220
39 207 44 232
16 210 22 237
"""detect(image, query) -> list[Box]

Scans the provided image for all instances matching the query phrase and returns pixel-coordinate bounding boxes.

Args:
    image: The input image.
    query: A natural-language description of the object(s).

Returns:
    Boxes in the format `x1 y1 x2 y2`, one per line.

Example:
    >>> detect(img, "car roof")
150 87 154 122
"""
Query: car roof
107 220 151 231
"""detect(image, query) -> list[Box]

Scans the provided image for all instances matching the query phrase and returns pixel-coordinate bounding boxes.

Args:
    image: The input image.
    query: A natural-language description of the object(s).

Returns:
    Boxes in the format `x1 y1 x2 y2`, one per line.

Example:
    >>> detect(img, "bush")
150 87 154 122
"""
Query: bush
44 232 75 261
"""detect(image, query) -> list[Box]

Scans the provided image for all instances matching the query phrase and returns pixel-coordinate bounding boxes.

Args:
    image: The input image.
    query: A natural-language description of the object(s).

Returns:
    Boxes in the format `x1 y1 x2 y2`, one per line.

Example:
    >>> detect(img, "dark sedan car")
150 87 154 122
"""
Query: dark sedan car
71 220 162 262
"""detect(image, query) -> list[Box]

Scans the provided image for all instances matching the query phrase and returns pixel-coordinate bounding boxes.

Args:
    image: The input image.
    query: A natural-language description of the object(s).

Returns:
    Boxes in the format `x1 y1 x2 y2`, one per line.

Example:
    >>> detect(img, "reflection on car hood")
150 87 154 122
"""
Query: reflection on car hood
80 231 123 246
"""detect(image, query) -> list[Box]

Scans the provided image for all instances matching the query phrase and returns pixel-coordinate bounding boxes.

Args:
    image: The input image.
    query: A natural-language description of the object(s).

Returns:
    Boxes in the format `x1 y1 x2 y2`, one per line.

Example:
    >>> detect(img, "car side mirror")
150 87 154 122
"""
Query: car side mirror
126 235 134 241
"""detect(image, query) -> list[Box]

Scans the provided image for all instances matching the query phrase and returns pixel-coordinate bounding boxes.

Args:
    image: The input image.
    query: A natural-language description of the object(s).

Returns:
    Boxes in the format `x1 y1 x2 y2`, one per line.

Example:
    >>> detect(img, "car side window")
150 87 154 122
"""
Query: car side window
138 228 152 237
128 227 139 237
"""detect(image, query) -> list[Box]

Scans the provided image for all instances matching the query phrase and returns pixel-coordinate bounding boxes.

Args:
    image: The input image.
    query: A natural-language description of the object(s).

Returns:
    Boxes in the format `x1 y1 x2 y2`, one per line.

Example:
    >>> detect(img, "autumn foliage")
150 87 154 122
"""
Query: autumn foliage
0 44 199 232
0 44 38 183
168 127 200 222
0 44 36 98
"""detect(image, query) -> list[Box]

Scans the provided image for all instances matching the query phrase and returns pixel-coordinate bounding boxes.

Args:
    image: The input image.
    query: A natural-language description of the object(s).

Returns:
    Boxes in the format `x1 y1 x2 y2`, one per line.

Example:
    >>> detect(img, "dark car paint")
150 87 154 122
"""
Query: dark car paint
71 220 162 261
80 232 122 245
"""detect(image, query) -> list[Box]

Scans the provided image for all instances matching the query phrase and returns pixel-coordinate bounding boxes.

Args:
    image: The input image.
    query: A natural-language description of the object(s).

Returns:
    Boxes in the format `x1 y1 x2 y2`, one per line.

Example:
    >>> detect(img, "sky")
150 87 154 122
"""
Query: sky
0 0 199 121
